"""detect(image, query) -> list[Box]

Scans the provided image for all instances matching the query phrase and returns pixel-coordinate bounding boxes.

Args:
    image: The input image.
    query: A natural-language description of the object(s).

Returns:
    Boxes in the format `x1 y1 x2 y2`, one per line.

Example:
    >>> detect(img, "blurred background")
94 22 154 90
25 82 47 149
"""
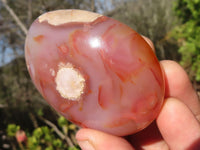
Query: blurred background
0 0 199 149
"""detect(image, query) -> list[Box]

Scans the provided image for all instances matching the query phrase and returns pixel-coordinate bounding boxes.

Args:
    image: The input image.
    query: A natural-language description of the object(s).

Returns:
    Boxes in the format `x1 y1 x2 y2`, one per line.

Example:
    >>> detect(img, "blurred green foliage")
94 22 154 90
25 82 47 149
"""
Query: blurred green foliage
6 116 80 150
171 0 200 81
28 126 67 150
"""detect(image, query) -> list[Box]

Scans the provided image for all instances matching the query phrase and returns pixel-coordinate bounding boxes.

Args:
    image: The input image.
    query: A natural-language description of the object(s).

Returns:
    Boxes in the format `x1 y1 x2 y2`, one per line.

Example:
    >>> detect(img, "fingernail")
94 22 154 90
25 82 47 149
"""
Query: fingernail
77 140 95 150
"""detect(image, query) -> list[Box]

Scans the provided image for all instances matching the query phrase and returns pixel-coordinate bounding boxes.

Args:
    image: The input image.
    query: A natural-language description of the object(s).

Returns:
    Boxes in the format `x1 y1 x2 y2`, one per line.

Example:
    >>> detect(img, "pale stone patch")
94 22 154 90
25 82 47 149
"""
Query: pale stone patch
38 9 102 26
55 63 85 101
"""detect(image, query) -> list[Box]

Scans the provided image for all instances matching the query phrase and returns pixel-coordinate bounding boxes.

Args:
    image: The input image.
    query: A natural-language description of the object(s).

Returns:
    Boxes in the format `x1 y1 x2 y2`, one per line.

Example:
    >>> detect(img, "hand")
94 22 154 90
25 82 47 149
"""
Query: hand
75 38 200 150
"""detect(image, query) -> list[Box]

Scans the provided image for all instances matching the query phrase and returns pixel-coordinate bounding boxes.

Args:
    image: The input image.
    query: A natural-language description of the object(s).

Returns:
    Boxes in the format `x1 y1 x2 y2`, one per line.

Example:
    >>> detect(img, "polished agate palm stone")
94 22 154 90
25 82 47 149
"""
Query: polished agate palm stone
25 10 165 136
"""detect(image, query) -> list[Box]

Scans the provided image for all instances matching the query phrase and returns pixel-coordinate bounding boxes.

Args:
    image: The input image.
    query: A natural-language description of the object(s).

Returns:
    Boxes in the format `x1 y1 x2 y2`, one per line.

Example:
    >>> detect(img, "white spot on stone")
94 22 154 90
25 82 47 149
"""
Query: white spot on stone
38 9 102 26
50 68 55 76
55 63 85 101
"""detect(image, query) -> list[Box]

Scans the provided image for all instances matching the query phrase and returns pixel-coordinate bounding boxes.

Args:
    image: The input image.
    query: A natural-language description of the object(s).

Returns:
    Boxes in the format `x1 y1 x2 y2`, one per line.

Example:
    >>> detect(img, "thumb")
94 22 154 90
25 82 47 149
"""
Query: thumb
76 128 134 150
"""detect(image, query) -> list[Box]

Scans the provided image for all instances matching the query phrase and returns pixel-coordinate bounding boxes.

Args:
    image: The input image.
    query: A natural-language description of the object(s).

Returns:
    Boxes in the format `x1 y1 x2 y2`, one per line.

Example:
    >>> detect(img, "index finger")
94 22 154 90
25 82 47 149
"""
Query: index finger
160 60 200 121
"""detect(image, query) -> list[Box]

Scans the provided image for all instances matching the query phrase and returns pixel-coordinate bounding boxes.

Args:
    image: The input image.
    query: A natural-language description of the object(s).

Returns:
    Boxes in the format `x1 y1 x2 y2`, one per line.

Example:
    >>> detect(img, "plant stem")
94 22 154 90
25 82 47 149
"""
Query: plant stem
39 116 74 147
1 0 28 35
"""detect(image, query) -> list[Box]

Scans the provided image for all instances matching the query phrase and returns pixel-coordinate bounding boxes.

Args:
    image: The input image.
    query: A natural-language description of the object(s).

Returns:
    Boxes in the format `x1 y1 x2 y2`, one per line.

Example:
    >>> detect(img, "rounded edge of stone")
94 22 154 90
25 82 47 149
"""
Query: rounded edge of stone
38 9 103 26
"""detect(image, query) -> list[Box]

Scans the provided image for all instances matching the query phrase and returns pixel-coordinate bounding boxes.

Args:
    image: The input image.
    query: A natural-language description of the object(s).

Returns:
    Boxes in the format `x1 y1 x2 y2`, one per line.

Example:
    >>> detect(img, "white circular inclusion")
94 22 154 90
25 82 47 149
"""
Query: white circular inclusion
55 66 85 101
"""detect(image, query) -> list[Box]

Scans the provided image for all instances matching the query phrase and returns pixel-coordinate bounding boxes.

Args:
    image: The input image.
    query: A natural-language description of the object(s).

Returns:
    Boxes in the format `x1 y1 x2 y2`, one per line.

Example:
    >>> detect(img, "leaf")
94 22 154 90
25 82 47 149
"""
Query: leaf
33 127 43 139
7 124 20 137
37 108 44 116
45 146 54 150
58 116 68 127
53 138 63 148
68 146 81 150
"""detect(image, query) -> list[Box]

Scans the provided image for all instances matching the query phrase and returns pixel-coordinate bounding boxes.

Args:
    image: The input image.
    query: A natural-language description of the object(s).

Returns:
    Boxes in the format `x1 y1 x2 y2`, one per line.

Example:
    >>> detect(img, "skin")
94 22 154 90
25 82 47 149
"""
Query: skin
75 37 200 150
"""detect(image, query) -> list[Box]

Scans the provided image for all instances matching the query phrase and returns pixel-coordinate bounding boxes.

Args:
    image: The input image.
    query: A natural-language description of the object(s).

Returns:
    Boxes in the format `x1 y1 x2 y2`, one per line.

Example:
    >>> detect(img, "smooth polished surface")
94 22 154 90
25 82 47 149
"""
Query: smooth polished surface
25 9 165 136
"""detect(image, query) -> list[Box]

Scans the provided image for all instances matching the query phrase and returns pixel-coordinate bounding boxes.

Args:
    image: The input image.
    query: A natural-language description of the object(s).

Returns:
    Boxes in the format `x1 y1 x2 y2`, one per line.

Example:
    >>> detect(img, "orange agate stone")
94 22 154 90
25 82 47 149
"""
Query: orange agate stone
25 10 164 136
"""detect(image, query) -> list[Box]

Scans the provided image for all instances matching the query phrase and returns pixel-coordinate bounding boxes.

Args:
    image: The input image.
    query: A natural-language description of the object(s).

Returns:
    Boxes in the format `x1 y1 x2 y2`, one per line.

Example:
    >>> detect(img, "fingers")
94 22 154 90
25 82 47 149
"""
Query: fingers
160 60 200 120
127 121 169 150
157 97 200 150
76 128 134 150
